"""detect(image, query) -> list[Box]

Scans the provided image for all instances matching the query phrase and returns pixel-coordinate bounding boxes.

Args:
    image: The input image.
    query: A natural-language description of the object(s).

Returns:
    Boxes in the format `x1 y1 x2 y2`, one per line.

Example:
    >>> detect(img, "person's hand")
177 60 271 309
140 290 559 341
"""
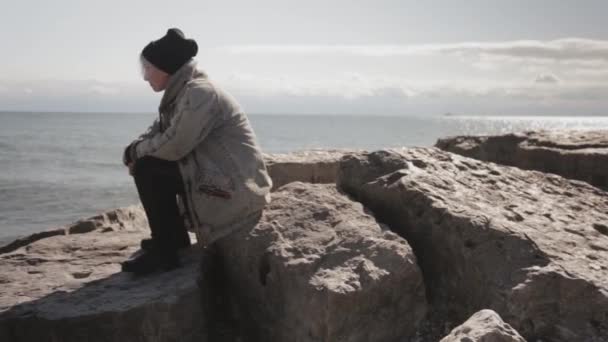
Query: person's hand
128 162 135 176
123 144 133 166
123 142 139 166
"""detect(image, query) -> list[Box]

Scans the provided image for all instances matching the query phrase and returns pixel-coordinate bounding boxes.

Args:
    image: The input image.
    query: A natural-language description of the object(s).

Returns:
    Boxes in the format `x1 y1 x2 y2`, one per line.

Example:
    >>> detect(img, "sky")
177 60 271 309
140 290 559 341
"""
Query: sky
1 0 607 115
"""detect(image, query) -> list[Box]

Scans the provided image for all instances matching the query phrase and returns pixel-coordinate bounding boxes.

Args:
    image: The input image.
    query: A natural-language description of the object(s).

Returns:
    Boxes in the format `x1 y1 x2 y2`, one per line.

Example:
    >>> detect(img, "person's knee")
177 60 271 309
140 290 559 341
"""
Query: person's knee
134 156 173 177
133 156 155 173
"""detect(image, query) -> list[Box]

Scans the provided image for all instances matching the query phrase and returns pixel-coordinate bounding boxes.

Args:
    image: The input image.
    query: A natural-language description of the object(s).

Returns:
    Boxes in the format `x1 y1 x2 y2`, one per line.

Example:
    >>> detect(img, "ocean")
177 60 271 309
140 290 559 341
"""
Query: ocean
2 111 608 245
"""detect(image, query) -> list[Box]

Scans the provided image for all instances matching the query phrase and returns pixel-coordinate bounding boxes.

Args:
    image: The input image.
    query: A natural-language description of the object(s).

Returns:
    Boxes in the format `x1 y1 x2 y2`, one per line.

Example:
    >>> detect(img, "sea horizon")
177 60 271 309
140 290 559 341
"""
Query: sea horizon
2 111 608 246
2 109 608 117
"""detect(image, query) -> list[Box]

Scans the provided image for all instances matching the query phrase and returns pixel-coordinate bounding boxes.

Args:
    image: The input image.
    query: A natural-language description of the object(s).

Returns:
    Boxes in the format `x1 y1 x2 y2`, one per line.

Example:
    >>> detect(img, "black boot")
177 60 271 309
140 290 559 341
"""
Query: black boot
121 249 179 275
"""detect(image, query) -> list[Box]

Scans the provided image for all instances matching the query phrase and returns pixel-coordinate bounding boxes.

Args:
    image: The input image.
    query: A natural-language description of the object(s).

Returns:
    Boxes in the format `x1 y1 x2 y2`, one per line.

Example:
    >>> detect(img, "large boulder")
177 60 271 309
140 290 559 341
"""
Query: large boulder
440 309 526 342
435 130 608 189
0 182 429 342
218 182 428 341
338 148 608 341
264 150 355 190
0 206 205 342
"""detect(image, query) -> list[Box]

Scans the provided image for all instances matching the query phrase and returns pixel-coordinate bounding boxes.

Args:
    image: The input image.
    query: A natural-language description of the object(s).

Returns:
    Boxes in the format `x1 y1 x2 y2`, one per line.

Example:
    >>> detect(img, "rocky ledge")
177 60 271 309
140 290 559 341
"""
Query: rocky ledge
2 144 608 342
264 149 355 190
0 206 205 341
435 130 608 189
339 147 608 341
219 182 427 341
1 178 426 341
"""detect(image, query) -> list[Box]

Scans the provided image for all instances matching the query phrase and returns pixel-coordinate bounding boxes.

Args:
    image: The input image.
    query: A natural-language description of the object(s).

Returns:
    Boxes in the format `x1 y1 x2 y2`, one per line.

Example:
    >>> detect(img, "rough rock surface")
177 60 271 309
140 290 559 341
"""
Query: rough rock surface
0 182 428 342
338 148 608 342
218 182 427 341
435 130 608 189
440 309 526 342
0 206 205 342
264 150 354 190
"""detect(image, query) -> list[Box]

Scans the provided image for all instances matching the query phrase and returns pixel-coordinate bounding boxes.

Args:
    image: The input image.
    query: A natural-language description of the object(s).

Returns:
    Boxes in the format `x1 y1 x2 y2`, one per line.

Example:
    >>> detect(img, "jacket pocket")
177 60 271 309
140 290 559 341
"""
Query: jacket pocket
196 165 235 200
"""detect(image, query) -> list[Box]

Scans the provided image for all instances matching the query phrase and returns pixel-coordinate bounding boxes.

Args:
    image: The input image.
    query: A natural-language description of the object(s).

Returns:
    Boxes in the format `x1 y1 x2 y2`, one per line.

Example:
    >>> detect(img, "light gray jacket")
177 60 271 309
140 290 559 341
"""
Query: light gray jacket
128 61 272 244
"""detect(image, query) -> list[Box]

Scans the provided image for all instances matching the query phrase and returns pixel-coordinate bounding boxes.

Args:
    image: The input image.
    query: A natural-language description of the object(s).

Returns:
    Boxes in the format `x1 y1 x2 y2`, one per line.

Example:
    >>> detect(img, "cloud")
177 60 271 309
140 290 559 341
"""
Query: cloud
221 45 426 57
215 38 608 111
1 77 606 116
0 80 156 112
220 38 608 62
436 39 608 62
3 40 608 116
88 84 120 95
222 72 420 100
534 74 560 84
232 82 608 116
218 71 608 105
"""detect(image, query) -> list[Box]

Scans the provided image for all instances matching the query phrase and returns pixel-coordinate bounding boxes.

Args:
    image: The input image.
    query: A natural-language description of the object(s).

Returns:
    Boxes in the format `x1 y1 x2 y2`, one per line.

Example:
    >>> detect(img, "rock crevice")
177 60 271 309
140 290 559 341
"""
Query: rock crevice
338 147 608 341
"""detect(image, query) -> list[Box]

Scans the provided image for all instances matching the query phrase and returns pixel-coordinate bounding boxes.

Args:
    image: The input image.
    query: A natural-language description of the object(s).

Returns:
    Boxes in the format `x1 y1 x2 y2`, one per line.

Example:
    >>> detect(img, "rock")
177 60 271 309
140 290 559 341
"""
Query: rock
1 182 428 342
1 205 145 254
338 148 608 341
264 150 355 190
218 182 427 341
435 130 608 189
439 309 526 342
0 206 205 342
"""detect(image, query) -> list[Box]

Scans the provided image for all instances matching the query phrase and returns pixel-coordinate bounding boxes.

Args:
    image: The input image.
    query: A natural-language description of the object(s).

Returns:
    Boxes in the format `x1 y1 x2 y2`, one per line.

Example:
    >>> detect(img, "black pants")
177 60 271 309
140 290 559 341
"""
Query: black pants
133 156 190 253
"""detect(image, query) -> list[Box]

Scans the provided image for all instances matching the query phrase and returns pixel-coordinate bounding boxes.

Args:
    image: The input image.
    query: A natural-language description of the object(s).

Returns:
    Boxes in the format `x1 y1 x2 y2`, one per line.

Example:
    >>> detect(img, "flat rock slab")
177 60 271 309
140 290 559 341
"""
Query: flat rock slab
219 182 427 341
435 130 608 189
338 148 608 342
0 206 204 342
440 309 526 342
264 150 356 190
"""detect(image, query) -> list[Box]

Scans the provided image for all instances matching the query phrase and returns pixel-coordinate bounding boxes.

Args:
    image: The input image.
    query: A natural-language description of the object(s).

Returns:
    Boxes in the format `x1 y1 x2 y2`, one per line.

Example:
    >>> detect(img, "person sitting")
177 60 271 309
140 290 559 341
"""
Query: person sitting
121 28 272 275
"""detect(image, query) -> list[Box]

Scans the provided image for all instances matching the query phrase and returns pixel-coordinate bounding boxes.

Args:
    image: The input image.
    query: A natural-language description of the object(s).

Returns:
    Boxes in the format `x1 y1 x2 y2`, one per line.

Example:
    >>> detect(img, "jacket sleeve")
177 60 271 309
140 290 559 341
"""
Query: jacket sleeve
122 118 160 165
137 118 161 141
134 85 220 161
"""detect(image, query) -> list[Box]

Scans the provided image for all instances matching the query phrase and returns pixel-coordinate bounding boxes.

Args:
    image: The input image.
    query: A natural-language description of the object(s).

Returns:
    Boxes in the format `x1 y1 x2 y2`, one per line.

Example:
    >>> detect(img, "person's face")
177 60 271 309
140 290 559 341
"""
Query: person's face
141 59 169 92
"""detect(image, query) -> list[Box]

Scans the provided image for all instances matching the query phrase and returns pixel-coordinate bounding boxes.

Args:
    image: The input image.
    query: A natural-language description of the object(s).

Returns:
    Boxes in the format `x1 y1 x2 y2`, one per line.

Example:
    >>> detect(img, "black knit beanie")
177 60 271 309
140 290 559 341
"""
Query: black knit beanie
142 28 198 75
